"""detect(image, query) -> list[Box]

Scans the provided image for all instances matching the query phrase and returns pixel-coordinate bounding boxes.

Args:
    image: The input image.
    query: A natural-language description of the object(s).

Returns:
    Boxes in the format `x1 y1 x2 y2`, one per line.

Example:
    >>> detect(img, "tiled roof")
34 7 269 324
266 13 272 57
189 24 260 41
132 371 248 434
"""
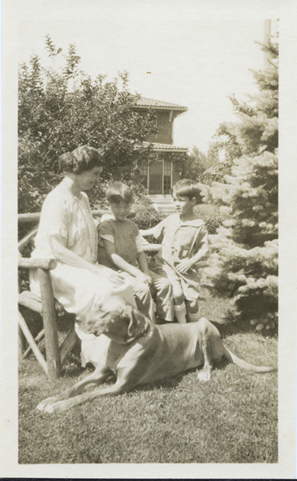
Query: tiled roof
143 142 188 152
133 97 187 111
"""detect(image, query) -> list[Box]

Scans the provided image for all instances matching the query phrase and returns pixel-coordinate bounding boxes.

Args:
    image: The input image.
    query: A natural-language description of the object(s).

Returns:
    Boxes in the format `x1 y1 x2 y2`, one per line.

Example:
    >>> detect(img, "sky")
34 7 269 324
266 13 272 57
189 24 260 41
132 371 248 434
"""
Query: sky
17 1 276 153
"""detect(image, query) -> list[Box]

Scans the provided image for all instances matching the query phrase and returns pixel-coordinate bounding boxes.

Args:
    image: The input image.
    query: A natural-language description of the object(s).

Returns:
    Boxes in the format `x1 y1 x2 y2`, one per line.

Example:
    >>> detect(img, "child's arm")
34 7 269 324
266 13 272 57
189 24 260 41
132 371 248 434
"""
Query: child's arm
102 239 152 285
137 251 152 282
139 226 157 238
175 226 209 274
139 217 165 239
175 248 208 274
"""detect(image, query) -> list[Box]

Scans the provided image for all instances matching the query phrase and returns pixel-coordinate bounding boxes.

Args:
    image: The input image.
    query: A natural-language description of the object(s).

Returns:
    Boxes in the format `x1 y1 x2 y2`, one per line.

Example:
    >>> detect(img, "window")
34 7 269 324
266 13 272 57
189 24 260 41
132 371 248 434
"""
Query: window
139 163 148 189
149 162 162 194
147 159 172 194
163 160 171 194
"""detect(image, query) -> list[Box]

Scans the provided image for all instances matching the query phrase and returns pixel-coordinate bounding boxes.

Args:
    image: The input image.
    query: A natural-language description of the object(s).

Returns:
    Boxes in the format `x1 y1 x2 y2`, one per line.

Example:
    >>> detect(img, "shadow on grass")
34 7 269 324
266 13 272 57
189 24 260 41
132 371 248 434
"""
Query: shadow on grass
210 318 277 339
199 287 277 339
124 359 231 396
210 319 256 338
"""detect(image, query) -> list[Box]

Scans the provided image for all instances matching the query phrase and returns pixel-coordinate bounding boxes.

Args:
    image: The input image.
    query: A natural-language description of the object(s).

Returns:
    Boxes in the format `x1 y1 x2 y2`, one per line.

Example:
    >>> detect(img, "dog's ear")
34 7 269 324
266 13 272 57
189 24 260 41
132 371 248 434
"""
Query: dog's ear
127 306 136 338
120 305 133 337
121 305 146 339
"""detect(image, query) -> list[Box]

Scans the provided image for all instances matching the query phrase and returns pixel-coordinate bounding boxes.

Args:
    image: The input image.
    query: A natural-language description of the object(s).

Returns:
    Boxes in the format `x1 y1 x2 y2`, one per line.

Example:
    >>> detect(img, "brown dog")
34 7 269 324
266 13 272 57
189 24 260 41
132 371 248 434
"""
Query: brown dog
37 294 276 413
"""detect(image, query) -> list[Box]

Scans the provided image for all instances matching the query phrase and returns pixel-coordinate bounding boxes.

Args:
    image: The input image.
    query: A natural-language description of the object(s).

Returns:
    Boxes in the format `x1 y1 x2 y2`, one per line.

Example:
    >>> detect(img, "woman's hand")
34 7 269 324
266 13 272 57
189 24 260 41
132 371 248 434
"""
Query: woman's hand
108 271 125 286
90 264 125 286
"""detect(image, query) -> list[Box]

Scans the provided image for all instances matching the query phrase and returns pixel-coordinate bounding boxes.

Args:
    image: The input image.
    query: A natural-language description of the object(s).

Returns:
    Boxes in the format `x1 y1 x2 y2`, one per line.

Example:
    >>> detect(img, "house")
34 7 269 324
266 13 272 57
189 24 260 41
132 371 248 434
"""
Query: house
132 97 188 208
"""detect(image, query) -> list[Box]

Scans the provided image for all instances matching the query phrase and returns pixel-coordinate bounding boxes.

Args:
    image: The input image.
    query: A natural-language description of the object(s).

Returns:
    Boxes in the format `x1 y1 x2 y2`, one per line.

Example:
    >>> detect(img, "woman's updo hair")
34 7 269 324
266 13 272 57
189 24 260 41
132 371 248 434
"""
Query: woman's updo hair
58 145 104 174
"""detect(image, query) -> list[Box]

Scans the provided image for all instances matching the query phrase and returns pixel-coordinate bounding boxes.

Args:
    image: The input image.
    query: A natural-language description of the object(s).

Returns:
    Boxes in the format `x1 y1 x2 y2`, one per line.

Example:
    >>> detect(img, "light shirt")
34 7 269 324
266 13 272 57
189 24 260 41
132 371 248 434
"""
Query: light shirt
151 213 209 269
31 177 98 264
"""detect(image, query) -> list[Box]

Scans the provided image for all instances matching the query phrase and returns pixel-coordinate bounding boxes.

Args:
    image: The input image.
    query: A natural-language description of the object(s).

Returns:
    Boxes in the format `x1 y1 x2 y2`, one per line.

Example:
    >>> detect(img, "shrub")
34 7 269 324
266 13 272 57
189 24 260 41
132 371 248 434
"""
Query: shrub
194 204 230 235
132 202 165 230
133 200 229 235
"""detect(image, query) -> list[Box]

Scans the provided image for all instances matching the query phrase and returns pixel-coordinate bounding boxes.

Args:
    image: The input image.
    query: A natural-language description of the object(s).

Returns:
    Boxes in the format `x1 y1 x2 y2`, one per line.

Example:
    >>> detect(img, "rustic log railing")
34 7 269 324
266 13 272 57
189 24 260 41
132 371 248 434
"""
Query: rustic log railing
18 209 111 225
18 210 160 380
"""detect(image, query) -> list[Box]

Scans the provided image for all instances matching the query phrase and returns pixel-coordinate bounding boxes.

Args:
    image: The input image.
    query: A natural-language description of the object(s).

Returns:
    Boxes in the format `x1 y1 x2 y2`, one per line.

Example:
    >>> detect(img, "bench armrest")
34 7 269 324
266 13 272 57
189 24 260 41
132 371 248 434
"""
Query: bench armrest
18 256 57 270
143 244 161 254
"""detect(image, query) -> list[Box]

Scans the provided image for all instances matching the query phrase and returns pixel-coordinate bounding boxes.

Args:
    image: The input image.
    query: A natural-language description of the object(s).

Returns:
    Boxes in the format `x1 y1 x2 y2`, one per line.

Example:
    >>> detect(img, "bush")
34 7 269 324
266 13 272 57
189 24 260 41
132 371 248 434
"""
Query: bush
132 200 229 234
194 204 230 234
132 203 165 230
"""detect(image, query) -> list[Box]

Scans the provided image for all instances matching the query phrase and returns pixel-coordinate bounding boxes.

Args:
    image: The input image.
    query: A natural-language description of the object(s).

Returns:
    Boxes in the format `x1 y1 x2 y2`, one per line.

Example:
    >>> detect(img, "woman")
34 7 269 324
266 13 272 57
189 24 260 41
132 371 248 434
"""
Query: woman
30 145 136 365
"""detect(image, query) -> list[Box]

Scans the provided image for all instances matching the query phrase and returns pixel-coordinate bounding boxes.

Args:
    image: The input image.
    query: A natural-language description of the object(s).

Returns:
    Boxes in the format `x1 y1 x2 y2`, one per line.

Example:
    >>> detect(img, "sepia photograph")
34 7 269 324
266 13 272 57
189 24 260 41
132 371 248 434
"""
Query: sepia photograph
1 0 296 478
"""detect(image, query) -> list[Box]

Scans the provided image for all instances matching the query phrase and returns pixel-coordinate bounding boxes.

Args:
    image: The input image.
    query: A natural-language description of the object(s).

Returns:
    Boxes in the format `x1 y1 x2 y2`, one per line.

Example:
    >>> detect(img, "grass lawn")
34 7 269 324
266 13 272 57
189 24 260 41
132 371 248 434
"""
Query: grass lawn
18 290 278 464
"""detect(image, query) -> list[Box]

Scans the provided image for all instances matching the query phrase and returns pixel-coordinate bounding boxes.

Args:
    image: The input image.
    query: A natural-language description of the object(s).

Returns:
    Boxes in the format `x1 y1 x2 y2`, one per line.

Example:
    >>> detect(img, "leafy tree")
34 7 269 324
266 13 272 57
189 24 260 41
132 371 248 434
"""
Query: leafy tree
199 140 233 185
18 37 158 213
184 144 223 184
184 146 207 179
202 40 278 333
165 151 193 182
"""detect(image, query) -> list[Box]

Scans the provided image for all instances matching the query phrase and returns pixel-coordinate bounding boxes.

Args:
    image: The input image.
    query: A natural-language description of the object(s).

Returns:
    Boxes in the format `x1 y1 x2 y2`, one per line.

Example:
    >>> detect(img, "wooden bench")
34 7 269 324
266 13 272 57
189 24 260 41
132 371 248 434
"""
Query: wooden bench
18 256 79 380
18 210 161 380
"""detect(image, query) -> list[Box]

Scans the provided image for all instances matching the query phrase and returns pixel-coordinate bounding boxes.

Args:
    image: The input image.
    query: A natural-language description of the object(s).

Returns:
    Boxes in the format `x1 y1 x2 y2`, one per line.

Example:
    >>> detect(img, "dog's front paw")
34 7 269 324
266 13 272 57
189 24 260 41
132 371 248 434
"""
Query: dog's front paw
197 369 211 382
36 396 58 412
44 400 68 414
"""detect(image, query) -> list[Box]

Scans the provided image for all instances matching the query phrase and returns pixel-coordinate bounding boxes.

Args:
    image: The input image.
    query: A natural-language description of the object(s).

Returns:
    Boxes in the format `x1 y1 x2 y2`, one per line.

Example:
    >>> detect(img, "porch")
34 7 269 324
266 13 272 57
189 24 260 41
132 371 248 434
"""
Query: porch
149 194 176 215
139 142 188 199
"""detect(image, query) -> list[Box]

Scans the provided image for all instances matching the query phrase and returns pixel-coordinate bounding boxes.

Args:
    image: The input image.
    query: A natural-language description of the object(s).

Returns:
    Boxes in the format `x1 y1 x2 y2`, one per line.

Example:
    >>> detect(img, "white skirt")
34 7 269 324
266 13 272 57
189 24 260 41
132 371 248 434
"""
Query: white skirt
30 262 136 365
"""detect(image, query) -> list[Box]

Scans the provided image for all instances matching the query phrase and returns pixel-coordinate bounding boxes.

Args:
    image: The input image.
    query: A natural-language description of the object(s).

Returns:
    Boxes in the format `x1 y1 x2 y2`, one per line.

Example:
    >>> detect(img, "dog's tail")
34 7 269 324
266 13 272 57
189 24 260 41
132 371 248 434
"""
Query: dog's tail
223 346 277 373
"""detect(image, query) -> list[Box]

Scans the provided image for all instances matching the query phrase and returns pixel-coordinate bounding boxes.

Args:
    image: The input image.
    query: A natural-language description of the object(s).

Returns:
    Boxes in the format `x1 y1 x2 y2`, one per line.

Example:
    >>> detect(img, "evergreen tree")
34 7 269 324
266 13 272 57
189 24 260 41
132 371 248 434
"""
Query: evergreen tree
202 40 278 332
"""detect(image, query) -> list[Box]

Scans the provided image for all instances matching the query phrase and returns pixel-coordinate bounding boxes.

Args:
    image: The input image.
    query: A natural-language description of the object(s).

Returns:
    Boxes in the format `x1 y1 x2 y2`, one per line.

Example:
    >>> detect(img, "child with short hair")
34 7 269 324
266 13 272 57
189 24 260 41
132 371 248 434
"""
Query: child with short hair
140 179 209 324
97 182 173 323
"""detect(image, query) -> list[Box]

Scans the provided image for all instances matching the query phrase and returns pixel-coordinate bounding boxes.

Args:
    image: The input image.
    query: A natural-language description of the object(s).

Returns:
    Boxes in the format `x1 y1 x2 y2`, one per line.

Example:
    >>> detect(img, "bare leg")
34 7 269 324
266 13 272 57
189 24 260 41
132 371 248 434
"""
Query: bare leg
185 299 199 322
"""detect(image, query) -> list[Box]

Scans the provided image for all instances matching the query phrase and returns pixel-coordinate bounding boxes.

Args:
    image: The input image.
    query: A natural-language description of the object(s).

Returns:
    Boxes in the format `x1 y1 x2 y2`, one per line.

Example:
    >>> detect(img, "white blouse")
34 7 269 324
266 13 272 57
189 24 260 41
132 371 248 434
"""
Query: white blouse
32 177 98 264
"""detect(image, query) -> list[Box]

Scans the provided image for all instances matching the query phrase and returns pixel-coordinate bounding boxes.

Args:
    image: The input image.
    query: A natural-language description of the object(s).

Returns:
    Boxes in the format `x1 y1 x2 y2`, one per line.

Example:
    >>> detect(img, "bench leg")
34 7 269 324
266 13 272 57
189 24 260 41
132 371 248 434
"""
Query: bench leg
38 268 61 380
18 310 48 375
18 324 27 359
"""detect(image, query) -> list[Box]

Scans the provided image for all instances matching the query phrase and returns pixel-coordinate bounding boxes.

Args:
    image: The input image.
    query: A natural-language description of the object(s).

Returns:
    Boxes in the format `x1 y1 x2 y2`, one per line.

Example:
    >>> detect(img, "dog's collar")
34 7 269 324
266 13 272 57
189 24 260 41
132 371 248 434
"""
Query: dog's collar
127 321 151 344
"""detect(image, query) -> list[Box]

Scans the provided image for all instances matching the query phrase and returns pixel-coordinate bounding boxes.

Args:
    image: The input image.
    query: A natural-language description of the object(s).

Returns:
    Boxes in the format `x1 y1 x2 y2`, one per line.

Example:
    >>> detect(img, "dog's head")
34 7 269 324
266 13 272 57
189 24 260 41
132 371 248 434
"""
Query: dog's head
77 295 150 344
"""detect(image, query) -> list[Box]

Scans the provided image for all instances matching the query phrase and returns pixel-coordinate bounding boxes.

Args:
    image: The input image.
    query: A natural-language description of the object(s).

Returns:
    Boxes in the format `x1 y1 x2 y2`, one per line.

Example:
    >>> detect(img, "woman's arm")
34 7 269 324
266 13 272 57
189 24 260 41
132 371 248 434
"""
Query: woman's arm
51 237 97 271
51 237 123 284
